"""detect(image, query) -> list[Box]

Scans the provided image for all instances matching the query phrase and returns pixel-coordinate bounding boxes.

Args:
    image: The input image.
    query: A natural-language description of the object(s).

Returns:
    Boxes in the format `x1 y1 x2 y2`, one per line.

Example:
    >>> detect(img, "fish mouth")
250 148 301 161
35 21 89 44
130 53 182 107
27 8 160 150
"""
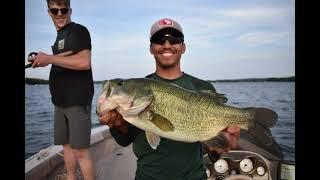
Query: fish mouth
96 79 154 117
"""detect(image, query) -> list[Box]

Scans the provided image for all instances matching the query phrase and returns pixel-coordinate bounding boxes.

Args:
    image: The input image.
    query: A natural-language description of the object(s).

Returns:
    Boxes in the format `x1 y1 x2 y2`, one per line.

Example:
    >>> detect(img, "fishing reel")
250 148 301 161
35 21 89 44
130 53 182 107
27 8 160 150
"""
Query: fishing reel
25 52 38 69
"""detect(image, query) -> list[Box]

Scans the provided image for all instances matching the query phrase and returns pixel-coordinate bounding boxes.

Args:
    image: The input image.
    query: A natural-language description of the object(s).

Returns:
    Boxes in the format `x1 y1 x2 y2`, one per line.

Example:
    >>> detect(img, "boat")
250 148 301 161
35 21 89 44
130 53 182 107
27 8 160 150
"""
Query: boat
25 126 295 180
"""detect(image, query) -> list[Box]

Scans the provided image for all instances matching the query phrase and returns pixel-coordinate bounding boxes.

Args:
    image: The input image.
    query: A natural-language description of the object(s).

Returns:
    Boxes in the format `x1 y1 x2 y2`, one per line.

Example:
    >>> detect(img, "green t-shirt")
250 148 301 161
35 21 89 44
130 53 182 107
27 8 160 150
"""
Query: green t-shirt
110 73 216 180
133 73 215 180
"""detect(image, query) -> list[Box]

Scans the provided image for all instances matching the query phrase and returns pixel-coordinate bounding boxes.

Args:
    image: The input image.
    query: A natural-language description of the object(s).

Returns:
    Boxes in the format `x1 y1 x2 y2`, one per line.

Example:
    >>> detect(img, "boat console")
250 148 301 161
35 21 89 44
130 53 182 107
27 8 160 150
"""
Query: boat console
204 150 276 180
203 130 294 180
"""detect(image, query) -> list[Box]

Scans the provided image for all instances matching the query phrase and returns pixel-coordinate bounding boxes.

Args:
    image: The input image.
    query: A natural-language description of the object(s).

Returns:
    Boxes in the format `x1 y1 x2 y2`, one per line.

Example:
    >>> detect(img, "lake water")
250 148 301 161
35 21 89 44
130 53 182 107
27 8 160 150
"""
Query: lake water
25 82 295 163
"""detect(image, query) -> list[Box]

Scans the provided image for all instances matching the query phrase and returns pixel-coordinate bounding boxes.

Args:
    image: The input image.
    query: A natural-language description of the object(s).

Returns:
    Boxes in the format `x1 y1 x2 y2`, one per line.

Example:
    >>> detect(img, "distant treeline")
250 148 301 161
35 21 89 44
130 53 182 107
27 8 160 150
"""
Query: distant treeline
25 78 50 84
208 76 295 83
26 76 295 85
25 78 107 84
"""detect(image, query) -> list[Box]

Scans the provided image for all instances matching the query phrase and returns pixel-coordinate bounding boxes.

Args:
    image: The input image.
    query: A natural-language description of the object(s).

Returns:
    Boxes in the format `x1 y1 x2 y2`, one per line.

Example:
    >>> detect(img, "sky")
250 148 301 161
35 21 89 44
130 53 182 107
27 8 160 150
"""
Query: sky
25 0 295 81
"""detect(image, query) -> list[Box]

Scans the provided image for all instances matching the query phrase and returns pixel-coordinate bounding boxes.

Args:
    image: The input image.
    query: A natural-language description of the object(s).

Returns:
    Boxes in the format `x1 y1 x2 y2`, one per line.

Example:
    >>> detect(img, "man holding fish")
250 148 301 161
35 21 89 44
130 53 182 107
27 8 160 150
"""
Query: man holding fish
96 18 250 180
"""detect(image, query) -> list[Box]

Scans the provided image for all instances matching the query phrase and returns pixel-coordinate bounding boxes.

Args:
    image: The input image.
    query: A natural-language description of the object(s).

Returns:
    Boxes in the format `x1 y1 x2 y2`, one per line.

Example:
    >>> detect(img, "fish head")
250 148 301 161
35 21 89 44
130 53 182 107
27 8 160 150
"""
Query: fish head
96 78 154 117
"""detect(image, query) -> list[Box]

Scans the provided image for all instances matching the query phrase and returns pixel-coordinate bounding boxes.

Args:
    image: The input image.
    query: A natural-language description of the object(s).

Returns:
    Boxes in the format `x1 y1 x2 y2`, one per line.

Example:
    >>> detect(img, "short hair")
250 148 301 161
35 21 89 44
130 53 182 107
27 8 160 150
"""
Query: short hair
46 0 70 8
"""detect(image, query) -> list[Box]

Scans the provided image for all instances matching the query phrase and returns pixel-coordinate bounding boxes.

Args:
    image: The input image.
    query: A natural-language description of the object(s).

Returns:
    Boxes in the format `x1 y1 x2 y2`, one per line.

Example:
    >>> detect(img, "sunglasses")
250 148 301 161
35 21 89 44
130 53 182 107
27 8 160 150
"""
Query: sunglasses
151 34 184 45
49 8 69 15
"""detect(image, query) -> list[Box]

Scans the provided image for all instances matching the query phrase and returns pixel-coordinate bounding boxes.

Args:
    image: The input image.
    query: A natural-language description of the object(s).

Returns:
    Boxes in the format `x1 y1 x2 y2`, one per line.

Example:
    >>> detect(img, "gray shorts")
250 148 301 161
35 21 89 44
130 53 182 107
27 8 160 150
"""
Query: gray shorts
54 105 92 149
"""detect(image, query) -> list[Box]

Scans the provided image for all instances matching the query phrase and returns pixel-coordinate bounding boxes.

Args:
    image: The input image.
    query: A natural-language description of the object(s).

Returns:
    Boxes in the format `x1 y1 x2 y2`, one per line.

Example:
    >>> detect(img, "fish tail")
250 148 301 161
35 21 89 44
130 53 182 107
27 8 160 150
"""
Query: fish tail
248 107 278 128
240 108 283 158
247 107 278 146
202 108 277 153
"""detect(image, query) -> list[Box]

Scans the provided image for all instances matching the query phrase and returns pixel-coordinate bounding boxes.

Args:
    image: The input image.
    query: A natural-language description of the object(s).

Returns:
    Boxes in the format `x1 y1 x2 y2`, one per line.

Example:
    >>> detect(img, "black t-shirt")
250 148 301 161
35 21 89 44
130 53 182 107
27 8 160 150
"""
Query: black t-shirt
49 22 94 107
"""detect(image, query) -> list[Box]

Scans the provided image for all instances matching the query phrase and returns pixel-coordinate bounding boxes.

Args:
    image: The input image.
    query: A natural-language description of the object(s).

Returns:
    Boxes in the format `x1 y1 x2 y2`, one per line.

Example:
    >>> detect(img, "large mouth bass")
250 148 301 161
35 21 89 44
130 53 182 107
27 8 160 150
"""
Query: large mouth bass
96 78 277 150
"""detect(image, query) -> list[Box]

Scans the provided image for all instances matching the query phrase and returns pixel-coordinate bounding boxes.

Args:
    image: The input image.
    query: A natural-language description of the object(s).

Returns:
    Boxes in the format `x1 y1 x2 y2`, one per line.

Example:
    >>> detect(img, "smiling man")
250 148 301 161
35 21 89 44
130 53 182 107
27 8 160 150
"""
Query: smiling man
99 18 240 180
149 18 186 79
28 0 95 179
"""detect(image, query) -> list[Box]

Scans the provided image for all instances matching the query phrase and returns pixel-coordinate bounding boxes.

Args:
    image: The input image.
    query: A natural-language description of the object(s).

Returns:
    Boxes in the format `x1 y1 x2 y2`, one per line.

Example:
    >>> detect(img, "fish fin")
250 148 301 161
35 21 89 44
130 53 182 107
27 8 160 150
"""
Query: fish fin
199 90 228 104
145 131 160 150
202 132 229 151
149 111 175 132
247 108 278 146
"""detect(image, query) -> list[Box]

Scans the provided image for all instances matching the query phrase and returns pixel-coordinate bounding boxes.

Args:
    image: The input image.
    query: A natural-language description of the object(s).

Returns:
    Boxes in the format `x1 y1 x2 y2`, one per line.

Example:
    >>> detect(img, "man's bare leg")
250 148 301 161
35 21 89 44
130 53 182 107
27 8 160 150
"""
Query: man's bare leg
63 144 77 180
73 148 95 180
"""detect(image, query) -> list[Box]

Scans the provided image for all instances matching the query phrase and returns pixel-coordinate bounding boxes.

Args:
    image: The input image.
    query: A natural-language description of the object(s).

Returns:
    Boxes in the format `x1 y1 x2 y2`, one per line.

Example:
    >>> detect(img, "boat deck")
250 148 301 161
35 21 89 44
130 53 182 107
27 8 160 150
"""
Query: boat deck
90 138 137 180
47 137 137 180
25 126 137 180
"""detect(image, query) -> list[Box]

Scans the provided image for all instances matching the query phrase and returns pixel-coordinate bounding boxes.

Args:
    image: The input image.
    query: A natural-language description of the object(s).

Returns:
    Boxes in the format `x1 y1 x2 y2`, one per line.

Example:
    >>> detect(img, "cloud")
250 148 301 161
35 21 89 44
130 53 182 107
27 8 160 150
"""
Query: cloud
217 7 289 20
238 31 293 47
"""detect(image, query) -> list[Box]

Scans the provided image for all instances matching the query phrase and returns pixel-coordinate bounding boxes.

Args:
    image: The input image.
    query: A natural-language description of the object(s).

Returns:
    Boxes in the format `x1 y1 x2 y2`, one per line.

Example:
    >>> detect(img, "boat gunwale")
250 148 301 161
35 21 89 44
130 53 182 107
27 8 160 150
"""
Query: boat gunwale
25 125 110 179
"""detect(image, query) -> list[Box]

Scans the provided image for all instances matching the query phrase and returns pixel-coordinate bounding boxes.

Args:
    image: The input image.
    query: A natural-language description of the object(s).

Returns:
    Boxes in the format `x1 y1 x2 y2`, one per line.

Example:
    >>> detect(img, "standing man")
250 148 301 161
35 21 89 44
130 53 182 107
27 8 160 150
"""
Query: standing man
98 18 240 180
28 0 95 179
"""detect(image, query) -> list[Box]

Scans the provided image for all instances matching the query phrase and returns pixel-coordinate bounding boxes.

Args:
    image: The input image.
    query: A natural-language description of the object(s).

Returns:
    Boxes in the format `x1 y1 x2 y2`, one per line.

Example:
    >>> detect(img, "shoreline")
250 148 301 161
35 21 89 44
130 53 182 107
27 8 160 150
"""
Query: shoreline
25 76 295 84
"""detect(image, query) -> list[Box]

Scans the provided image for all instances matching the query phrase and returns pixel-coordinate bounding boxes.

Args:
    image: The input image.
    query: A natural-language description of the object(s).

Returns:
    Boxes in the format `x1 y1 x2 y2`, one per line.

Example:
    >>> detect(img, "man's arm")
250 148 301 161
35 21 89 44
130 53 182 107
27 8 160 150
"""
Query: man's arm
49 49 91 70
29 49 91 70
